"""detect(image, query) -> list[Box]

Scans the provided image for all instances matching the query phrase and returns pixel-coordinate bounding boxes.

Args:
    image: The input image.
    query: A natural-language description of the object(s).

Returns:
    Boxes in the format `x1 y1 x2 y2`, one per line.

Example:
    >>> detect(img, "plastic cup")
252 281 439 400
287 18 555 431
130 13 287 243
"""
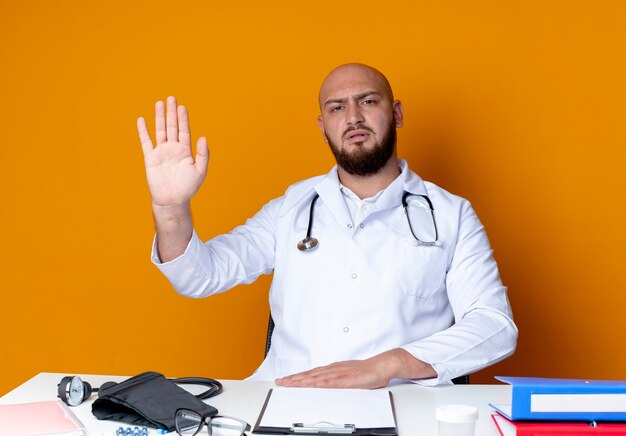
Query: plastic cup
436 404 479 436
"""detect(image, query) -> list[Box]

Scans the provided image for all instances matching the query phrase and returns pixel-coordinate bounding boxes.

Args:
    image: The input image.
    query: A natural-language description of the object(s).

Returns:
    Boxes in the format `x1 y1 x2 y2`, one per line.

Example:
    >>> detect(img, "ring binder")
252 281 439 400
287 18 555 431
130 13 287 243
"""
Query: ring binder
292 422 356 434
490 376 626 421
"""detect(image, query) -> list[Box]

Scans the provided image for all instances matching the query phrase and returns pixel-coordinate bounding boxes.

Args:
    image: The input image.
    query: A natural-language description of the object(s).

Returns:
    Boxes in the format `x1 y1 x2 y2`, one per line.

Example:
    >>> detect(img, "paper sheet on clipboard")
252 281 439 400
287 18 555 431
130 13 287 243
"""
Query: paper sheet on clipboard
256 387 397 431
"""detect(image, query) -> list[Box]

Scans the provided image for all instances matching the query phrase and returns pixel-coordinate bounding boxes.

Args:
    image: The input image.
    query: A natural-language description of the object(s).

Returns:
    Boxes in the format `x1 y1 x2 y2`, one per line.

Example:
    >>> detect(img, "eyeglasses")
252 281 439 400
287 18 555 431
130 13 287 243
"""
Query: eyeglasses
175 409 251 436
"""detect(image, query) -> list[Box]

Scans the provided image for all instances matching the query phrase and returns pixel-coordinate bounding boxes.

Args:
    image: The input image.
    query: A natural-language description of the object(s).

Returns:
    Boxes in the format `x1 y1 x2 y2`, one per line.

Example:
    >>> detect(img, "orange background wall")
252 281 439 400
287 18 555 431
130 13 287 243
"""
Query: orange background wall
1 1 625 396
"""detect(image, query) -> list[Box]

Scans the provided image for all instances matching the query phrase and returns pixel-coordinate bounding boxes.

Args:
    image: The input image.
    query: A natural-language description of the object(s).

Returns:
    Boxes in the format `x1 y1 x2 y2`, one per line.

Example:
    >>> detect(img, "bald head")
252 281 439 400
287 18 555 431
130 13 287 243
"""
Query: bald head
316 63 403 178
318 63 395 109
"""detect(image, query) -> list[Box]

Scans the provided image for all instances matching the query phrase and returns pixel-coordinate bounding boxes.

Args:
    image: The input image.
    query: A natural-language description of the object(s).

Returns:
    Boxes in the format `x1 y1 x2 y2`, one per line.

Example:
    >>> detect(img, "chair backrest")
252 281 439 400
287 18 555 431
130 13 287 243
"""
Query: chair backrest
451 374 470 385
265 314 275 358
264 314 469 384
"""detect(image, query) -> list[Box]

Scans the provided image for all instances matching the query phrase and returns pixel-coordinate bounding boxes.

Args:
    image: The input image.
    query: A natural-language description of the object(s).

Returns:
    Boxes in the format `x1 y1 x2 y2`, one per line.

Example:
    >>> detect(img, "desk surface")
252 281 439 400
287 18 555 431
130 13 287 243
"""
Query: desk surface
0 373 511 436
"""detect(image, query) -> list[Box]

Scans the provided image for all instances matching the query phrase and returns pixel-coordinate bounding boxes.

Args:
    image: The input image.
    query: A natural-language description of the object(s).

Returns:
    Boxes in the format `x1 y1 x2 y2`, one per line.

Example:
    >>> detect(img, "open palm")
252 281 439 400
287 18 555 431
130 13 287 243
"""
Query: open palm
137 96 209 207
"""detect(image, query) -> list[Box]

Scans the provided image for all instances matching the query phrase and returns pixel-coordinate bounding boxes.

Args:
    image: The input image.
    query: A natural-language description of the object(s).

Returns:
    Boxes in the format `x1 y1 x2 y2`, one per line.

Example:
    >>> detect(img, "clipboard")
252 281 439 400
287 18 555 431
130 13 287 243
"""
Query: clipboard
252 387 399 435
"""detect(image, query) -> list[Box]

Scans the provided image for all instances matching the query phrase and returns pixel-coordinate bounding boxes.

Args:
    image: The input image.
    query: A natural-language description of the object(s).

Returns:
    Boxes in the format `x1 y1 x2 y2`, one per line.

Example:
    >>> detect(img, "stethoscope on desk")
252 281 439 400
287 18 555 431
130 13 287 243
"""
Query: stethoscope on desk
297 191 440 251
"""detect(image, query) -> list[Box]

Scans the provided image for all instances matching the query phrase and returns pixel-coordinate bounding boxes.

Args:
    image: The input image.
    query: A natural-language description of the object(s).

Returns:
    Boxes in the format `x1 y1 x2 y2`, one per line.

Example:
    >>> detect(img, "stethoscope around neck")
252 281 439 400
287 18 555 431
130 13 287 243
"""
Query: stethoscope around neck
296 191 440 251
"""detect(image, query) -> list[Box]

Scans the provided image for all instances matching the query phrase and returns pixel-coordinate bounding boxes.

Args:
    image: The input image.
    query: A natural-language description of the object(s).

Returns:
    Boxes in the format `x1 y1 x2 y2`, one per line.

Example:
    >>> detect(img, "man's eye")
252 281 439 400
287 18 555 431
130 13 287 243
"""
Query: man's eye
363 99 377 105
330 106 344 112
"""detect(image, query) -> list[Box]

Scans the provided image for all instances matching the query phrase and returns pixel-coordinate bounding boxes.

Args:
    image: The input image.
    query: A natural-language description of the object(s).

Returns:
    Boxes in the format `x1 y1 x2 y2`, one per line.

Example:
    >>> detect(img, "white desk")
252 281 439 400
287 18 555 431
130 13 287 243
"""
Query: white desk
0 373 511 435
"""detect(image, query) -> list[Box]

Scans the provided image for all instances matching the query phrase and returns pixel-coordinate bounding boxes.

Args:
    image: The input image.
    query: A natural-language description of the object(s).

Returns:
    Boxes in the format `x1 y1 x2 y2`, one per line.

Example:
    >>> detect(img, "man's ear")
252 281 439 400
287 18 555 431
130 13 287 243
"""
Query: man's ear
393 100 404 128
317 115 328 142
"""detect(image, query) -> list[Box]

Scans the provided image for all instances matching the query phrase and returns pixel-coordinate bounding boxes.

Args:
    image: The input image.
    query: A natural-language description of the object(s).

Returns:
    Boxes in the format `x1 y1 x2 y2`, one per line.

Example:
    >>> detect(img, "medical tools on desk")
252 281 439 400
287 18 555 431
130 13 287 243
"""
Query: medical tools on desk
57 374 222 407
57 372 223 433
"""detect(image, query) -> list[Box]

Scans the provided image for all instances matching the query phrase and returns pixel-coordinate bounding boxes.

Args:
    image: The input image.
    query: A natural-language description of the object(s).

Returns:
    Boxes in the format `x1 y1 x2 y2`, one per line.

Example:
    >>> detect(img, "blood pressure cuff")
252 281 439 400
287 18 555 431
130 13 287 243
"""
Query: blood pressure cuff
92 371 217 431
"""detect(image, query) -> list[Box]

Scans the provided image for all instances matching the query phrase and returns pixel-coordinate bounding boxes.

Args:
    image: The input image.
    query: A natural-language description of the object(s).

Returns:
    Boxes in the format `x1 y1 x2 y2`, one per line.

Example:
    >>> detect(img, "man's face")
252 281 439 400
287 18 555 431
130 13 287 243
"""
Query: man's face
318 65 403 176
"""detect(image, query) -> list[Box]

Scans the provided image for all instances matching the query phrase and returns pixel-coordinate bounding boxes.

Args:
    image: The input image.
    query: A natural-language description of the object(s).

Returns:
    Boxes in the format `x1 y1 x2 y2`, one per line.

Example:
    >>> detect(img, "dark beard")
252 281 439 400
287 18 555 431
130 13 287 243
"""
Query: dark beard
328 124 396 176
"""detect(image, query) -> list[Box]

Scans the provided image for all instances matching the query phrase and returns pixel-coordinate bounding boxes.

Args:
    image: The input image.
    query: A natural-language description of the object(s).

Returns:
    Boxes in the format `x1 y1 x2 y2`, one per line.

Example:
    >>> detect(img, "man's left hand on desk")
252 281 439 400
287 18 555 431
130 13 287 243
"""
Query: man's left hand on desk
275 348 436 389
275 358 390 389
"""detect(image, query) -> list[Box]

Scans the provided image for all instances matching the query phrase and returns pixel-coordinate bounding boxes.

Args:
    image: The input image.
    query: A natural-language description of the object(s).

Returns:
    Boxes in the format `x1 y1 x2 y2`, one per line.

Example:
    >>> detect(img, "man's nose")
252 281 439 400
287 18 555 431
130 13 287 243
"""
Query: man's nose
346 102 365 125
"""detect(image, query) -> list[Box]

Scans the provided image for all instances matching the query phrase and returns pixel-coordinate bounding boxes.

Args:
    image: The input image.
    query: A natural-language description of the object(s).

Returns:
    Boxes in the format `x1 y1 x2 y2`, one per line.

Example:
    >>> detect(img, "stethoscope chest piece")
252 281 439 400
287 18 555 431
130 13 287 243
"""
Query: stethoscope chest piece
297 236 319 251
296 193 320 252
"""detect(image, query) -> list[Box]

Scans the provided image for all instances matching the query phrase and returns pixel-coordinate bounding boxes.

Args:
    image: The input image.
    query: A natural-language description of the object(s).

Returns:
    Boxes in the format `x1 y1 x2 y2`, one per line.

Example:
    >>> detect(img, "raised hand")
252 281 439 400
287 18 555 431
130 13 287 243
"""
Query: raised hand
137 96 209 208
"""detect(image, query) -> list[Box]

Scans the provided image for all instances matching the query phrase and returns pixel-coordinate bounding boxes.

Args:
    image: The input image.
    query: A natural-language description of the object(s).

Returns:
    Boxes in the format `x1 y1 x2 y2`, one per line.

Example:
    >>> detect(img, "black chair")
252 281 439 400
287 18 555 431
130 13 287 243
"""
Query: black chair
265 315 469 384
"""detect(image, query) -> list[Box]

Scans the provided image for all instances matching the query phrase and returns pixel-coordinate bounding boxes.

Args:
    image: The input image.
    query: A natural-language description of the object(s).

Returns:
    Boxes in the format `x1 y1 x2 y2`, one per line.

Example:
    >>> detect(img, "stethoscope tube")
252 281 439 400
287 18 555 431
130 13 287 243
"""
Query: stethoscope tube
402 191 440 246
297 193 320 251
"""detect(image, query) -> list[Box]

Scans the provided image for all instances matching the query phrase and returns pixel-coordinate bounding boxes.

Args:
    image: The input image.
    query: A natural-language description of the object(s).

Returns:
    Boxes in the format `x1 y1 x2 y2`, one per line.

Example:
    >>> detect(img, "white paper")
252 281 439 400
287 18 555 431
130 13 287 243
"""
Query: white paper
259 387 396 429
531 393 626 412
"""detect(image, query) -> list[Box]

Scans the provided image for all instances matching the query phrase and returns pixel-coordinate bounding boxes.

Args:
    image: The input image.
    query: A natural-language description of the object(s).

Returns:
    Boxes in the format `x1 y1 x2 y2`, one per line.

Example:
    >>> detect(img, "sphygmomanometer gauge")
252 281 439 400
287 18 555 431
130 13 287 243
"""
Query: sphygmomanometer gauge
57 375 94 406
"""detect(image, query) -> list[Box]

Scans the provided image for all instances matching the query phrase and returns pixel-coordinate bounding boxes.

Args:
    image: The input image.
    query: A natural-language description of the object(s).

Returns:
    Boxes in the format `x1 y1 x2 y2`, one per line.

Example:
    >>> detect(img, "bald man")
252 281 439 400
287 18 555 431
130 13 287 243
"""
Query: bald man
138 64 517 388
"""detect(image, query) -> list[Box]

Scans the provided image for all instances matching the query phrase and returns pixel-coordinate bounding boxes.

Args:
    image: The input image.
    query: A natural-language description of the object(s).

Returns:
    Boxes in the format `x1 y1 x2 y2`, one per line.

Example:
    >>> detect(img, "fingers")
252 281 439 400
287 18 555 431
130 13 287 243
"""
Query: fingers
276 361 384 389
137 117 154 157
195 136 210 176
277 365 338 387
147 97 205 160
178 105 191 147
277 373 340 388
155 100 166 144
166 96 178 142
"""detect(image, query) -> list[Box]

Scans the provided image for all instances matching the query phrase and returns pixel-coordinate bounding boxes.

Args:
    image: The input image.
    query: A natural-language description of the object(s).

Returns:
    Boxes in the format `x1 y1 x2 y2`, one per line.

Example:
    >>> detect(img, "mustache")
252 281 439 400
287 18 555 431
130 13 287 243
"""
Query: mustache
343 124 374 139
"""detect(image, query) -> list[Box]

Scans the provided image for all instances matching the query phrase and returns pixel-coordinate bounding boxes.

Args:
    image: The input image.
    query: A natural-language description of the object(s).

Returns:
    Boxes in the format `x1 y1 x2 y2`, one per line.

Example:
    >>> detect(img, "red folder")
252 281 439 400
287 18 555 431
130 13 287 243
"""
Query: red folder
491 414 626 435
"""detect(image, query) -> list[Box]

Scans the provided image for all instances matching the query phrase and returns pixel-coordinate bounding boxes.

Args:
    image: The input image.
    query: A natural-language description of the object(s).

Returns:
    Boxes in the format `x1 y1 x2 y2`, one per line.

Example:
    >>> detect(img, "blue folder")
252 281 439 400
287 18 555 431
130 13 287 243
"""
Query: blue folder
489 376 626 422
